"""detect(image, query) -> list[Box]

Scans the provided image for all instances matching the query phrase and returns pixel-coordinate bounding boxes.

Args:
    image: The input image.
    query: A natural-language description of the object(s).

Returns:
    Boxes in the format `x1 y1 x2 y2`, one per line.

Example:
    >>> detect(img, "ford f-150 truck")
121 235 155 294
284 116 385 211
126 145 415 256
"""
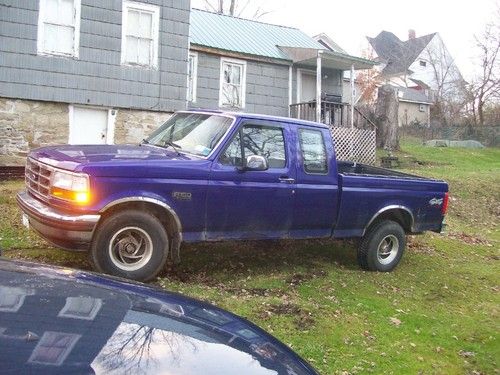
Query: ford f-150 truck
17 111 449 281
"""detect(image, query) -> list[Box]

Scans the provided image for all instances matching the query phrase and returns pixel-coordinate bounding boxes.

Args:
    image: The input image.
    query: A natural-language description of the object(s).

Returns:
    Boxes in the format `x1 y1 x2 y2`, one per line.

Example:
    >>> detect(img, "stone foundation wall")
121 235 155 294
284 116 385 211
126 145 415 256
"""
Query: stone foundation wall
114 109 171 144
0 98 69 166
0 97 172 166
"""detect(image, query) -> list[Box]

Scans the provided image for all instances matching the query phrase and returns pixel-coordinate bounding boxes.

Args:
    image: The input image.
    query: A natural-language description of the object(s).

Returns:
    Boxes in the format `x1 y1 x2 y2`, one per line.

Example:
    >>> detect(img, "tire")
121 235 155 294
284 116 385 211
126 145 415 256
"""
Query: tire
90 210 169 282
357 220 406 272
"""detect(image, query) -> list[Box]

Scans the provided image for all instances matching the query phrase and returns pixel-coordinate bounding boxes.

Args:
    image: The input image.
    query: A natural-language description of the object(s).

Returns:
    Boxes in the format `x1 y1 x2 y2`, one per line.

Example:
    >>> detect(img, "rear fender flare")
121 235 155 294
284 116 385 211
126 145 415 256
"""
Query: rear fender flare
363 205 414 235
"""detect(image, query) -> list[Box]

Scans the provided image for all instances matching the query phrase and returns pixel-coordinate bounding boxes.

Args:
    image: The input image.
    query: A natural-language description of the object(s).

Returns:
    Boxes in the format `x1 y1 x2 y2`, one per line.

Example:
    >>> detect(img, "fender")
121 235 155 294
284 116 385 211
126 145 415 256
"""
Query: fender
99 196 183 264
363 205 415 236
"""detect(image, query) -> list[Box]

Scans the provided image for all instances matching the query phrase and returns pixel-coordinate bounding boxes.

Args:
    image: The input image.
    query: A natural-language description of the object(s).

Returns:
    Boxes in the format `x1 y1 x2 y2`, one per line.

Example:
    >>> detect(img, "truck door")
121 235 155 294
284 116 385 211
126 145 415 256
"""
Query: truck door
206 120 296 239
290 126 339 238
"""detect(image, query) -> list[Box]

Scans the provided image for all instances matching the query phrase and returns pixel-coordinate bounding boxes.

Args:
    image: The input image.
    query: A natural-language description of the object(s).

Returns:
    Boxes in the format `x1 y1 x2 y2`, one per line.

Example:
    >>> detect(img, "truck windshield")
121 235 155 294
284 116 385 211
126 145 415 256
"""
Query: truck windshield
145 113 234 157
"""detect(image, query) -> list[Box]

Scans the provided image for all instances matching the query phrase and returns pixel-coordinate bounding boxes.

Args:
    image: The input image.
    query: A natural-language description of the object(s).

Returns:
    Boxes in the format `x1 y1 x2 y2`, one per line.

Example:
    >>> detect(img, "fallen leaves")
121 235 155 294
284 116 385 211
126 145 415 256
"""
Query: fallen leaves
389 317 402 326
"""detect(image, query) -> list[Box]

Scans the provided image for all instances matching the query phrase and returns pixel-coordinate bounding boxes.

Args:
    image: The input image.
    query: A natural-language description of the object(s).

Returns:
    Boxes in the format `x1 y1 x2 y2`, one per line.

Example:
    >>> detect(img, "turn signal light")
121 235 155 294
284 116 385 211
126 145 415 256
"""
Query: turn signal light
51 187 90 204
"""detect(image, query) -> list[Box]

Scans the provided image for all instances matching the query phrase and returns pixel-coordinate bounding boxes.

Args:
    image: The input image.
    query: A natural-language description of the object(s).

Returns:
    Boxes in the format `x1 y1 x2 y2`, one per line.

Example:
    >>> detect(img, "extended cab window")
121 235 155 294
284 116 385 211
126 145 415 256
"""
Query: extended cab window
221 125 286 168
299 129 328 174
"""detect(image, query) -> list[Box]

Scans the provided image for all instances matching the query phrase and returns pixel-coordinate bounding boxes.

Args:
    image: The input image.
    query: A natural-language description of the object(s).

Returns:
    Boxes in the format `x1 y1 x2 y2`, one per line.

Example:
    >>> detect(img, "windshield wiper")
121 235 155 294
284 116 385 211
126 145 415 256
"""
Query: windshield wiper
140 138 150 146
164 140 182 155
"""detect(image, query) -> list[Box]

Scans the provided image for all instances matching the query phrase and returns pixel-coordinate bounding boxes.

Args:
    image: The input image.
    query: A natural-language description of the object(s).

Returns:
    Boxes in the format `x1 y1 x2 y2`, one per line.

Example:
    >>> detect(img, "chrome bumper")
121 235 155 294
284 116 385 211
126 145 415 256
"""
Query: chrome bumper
16 191 100 250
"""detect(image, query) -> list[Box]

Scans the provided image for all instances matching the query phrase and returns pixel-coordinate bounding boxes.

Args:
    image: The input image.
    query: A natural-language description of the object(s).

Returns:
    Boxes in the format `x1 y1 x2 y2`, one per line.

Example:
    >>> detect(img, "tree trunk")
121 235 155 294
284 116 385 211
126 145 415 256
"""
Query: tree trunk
375 85 400 150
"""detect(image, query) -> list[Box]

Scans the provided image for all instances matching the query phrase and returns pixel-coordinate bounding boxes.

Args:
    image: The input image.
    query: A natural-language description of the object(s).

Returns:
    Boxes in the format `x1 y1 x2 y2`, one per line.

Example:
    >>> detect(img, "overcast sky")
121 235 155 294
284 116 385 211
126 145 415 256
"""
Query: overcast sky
191 0 499 80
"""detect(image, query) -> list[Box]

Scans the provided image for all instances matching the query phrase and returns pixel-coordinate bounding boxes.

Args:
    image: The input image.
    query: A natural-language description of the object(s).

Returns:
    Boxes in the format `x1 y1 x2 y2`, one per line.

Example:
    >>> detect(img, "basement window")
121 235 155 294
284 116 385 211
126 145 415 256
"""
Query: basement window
37 0 81 57
121 1 160 68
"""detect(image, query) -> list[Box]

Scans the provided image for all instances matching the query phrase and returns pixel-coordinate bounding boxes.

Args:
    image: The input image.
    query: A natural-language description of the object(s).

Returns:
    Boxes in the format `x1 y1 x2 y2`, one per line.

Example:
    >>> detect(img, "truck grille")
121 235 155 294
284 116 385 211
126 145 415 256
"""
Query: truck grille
25 158 55 200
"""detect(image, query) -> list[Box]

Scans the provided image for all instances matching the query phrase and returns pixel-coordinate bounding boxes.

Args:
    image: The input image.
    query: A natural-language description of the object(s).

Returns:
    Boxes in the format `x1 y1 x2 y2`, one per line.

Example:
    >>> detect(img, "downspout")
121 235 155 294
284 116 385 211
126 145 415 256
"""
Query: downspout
316 50 322 123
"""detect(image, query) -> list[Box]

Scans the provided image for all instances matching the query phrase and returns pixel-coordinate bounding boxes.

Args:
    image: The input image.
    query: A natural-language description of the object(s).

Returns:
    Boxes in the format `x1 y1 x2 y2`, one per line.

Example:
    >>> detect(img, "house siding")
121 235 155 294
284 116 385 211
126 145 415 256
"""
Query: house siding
399 101 430 126
191 51 290 117
0 0 190 112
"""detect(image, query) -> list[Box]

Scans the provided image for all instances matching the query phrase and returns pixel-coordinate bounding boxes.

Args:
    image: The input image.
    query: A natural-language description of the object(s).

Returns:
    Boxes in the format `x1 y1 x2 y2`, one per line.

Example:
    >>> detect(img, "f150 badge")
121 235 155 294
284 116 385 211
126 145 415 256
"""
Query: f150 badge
429 198 443 206
172 192 192 201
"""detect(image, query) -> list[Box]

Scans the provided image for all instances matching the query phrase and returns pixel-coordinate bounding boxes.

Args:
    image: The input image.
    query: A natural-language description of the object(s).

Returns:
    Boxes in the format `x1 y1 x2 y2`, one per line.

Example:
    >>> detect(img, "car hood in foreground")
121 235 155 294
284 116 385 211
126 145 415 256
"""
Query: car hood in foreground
0 259 317 375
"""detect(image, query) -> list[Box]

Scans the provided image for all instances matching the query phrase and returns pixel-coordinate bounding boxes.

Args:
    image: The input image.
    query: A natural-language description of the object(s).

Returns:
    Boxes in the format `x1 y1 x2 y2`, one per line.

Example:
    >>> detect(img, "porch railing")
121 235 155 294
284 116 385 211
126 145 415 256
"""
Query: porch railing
289 101 377 164
289 101 376 130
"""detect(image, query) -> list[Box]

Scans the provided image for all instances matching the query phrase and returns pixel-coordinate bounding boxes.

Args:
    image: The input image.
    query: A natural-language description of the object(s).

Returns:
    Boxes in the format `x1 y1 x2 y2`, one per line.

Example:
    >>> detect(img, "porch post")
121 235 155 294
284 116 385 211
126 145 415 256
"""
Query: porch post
350 64 355 160
288 65 293 117
316 51 322 122
350 64 355 129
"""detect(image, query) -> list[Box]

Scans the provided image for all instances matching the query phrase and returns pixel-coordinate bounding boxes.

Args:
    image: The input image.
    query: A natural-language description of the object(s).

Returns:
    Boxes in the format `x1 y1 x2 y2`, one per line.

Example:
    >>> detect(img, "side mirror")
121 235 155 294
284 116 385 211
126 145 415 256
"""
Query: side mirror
241 155 268 171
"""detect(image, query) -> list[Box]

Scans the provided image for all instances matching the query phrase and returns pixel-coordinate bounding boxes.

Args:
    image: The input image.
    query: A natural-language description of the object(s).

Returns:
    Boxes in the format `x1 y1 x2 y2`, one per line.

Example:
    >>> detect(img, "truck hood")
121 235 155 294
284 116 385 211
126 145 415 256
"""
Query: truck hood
29 144 203 172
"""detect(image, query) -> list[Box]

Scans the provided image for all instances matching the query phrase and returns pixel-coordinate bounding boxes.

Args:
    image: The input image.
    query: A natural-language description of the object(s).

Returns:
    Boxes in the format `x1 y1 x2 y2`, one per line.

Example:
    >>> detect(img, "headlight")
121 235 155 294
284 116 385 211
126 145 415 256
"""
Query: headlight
50 170 90 204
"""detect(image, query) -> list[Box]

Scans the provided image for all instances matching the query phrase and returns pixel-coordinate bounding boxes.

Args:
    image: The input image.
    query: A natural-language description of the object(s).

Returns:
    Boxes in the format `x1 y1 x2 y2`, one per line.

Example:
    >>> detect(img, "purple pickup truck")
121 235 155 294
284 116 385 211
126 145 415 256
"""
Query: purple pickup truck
17 110 449 281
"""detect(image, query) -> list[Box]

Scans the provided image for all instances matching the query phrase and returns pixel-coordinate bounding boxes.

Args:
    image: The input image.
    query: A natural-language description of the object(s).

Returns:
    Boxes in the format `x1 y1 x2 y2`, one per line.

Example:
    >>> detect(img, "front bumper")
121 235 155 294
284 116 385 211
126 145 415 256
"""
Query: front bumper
16 191 100 250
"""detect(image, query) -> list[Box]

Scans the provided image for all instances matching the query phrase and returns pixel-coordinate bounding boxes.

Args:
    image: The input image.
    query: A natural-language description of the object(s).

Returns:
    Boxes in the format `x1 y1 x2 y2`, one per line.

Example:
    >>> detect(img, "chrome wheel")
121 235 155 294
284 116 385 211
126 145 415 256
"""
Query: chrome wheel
109 227 153 271
376 235 399 265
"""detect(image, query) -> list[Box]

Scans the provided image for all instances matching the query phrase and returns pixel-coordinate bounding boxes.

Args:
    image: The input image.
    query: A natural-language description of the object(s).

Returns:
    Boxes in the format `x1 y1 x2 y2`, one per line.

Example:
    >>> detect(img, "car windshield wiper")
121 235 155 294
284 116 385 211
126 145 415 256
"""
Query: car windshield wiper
140 138 150 146
163 140 182 155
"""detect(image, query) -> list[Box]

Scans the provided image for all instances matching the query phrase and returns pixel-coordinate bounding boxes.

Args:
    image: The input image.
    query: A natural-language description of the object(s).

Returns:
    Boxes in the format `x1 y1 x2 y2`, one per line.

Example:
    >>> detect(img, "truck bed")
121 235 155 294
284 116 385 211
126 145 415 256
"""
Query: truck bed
334 161 448 238
337 161 429 180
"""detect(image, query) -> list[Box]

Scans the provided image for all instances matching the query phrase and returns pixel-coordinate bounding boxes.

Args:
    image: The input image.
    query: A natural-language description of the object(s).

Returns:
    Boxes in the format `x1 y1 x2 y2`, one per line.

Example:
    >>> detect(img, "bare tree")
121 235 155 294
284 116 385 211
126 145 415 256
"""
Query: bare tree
423 36 468 126
200 0 272 19
468 18 500 126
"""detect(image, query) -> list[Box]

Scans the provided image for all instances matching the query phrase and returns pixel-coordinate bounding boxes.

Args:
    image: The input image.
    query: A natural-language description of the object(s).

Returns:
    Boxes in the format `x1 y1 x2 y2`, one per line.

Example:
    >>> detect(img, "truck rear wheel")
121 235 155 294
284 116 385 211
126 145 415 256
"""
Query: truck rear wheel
357 220 406 272
90 210 169 282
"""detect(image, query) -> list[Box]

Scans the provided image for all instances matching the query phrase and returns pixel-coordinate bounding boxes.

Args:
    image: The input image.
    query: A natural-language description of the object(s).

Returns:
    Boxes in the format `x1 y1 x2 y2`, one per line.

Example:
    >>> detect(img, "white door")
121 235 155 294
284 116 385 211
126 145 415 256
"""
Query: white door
300 71 316 102
69 106 110 145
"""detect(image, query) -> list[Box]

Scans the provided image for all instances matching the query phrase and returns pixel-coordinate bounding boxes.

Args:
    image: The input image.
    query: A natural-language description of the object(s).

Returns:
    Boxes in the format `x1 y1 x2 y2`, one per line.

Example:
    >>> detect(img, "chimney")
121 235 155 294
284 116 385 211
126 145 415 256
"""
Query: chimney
408 29 416 39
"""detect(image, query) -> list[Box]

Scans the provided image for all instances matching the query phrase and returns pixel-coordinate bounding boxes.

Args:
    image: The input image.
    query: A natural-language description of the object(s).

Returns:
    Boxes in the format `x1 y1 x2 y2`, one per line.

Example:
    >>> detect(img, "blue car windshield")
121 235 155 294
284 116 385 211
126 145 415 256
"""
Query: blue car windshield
146 113 233 157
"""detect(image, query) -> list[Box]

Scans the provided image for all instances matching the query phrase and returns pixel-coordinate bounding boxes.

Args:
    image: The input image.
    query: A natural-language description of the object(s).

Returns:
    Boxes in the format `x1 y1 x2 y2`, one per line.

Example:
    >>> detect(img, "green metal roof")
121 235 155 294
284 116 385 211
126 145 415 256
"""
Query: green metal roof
190 8 324 60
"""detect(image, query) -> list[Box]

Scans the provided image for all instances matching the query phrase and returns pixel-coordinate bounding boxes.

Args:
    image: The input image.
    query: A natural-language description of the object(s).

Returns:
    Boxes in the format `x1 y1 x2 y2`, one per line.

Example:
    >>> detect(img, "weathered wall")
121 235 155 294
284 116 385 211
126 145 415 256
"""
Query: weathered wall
398 101 430 126
114 109 171 144
0 98 68 166
0 0 190 112
192 51 290 116
0 98 171 166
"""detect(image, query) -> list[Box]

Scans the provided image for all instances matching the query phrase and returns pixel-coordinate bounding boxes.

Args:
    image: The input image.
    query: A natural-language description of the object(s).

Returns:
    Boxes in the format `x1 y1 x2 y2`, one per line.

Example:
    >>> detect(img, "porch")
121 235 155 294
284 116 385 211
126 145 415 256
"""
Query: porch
280 46 378 163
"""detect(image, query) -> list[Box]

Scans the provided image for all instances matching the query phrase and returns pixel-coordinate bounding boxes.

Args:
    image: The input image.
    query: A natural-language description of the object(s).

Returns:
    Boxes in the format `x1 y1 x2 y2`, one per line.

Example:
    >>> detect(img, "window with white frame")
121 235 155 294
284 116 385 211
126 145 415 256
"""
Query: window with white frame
121 1 160 68
58 296 102 320
0 286 33 313
187 52 198 102
37 0 81 57
220 58 246 108
28 331 80 365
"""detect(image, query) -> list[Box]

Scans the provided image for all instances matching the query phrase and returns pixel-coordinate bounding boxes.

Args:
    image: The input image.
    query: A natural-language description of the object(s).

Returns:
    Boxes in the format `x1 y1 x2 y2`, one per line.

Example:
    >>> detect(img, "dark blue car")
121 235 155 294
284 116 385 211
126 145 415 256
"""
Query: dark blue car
0 259 318 374
17 111 449 281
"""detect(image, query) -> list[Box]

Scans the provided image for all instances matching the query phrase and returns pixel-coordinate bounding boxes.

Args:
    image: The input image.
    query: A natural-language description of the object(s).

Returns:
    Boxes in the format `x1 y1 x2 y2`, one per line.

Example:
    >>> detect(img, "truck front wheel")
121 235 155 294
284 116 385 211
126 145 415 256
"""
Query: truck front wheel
90 210 169 282
357 220 406 272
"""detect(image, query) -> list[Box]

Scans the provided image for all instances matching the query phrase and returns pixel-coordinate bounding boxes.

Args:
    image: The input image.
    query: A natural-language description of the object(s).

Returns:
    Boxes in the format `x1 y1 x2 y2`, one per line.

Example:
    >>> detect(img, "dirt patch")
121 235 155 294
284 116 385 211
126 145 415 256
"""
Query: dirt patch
286 270 327 287
447 232 491 246
258 302 315 330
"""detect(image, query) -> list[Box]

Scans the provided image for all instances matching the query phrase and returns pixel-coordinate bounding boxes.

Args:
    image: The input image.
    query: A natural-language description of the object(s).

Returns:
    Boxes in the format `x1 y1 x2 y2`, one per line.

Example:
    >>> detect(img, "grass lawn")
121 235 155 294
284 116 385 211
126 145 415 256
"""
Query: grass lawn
1 140 498 374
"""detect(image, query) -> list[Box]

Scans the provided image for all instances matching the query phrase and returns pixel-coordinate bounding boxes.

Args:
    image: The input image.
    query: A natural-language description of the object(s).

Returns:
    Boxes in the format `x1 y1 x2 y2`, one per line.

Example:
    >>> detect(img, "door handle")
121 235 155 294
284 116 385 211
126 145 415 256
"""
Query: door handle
279 177 295 184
